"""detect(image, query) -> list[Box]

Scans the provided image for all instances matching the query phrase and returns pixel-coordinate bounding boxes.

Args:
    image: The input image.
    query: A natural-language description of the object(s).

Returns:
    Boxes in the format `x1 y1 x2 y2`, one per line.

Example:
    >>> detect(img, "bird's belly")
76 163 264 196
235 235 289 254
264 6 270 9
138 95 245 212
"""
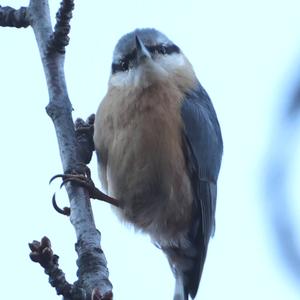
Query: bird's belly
107 114 193 245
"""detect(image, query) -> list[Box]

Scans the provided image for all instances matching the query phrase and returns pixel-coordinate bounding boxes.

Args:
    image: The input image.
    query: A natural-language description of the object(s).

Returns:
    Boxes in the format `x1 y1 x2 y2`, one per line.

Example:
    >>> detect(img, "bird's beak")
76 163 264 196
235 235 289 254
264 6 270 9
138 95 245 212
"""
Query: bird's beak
135 35 151 63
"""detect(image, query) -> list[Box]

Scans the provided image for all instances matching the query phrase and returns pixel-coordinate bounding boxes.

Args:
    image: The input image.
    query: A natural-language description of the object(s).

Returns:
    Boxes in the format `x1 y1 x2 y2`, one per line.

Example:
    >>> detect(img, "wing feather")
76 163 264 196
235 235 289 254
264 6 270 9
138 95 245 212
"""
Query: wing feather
181 82 223 296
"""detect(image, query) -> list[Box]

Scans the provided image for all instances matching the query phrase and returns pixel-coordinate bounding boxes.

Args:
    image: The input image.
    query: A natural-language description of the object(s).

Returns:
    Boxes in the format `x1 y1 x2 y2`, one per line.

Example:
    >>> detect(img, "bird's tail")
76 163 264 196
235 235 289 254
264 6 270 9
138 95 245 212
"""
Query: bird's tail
173 274 189 300
163 232 208 300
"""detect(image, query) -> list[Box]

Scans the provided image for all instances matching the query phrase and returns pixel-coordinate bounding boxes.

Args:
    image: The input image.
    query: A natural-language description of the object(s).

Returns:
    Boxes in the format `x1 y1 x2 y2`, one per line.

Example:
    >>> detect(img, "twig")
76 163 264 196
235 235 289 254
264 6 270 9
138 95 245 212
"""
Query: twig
29 236 85 298
0 5 29 28
48 0 75 54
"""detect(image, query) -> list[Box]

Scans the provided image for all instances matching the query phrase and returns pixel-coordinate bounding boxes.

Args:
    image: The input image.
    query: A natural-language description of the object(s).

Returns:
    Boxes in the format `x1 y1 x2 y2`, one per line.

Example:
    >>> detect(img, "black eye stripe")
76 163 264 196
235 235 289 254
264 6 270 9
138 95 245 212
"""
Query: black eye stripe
112 49 136 74
111 44 180 74
112 62 128 73
147 44 180 55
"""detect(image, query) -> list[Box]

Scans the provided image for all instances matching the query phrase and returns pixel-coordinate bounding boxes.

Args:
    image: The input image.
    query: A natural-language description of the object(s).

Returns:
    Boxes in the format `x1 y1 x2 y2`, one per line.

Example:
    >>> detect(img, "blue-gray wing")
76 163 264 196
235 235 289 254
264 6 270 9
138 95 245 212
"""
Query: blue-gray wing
180 81 223 297
182 82 223 185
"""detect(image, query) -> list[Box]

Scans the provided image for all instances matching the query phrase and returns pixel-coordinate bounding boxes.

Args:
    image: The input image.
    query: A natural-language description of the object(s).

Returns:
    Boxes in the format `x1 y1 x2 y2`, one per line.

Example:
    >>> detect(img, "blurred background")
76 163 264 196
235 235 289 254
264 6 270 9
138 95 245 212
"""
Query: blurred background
1 0 300 299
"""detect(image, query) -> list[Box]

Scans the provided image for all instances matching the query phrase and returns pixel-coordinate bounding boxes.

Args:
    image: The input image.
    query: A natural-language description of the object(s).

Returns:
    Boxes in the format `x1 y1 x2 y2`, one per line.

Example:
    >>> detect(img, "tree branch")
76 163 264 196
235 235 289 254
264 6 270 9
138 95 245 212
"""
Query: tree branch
0 5 29 28
48 0 74 54
0 1 113 298
29 236 84 299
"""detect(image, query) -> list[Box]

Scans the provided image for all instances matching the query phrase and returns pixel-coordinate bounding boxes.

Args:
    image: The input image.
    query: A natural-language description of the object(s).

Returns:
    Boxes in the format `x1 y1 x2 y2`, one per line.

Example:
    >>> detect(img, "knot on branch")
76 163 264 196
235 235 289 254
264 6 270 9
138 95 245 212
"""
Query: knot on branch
92 288 113 300
0 6 29 28
76 246 108 278
48 0 75 54
74 239 113 298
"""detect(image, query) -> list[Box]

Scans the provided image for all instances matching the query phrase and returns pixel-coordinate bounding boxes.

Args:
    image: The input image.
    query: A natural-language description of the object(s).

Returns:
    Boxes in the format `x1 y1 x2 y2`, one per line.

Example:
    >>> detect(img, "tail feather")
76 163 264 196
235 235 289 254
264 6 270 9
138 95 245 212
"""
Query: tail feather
163 242 207 300
184 243 207 298
173 275 189 300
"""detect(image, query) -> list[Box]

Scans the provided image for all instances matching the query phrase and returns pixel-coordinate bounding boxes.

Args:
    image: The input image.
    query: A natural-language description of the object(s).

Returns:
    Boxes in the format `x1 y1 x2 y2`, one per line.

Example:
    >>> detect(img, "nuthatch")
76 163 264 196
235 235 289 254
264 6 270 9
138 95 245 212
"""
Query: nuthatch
93 28 223 300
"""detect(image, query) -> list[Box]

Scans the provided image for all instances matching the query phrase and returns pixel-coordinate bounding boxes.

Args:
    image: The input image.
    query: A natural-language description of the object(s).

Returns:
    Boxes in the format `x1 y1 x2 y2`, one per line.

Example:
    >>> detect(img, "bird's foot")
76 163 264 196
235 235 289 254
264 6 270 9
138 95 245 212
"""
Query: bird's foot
74 114 95 164
50 164 120 216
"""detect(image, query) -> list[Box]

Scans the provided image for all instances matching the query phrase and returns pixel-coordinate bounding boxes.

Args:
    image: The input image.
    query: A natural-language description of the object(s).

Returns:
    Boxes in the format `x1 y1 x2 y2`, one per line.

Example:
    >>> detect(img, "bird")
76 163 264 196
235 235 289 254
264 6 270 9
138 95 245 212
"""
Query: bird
93 28 223 300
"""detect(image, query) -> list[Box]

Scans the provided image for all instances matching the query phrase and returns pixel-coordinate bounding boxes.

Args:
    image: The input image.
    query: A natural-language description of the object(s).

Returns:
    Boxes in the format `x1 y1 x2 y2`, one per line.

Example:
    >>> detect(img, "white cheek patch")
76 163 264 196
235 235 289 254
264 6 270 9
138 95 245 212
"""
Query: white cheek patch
157 53 186 73
109 69 135 88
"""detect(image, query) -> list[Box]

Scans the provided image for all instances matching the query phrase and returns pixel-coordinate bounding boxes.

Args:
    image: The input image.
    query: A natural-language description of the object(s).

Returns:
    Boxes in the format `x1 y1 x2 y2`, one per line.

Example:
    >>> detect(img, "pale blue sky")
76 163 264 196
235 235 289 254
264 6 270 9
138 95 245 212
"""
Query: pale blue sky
1 1 300 299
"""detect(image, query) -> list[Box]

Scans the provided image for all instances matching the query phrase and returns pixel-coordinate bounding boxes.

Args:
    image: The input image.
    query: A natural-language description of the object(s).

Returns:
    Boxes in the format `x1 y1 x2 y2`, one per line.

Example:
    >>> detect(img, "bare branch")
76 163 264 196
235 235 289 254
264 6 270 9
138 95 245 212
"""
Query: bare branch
25 0 113 297
1 1 113 297
0 5 29 28
48 0 75 54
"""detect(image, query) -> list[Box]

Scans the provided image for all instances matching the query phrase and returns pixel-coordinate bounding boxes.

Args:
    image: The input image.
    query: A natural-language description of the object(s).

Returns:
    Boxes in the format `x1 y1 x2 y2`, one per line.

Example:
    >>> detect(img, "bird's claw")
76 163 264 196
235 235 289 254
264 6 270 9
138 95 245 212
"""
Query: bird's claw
50 174 72 216
52 193 71 216
49 162 92 185
50 166 121 216
51 165 99 199
60 173 98 198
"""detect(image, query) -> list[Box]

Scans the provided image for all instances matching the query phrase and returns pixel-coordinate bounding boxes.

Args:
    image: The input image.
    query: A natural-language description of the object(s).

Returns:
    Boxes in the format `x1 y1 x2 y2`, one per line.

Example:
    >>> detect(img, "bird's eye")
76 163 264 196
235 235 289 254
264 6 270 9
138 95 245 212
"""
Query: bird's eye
159 45 167 55
120 60 129 71
149 45 168 55
111 59 130 74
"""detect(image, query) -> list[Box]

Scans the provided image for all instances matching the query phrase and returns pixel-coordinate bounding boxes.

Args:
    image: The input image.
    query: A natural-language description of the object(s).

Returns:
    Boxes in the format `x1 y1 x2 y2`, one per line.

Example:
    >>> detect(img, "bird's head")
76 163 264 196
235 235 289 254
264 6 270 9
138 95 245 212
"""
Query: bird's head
109 28 197 91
